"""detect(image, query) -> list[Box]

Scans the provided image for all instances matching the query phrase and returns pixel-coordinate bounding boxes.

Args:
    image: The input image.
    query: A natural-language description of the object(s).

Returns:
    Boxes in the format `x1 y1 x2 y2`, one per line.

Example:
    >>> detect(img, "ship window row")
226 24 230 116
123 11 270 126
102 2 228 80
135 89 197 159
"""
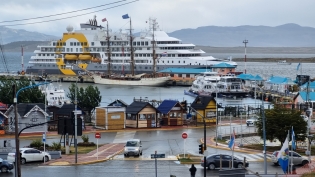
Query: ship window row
70 42 88 46
41 48 65 52
160 47 194 50
35 64 57 67
157 60 186 64
93 65 153 70
38 54 55 57
101 42 129 46
157 41 179 44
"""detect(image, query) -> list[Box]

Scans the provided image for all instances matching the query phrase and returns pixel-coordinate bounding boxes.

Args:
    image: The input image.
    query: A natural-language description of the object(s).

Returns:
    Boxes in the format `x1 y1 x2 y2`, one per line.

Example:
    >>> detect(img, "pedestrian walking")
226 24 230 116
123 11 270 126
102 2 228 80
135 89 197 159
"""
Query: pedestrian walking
189 164 197 177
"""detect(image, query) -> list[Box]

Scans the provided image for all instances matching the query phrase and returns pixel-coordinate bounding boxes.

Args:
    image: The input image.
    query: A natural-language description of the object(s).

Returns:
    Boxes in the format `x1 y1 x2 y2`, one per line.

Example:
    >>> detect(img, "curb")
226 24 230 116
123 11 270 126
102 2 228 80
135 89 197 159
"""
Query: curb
202 137 261 154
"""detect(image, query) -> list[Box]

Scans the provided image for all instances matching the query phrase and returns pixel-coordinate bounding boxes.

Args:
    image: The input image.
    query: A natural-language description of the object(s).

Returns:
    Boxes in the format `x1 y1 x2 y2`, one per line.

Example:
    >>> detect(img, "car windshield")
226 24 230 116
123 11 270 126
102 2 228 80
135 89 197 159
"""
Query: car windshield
126 141 139 147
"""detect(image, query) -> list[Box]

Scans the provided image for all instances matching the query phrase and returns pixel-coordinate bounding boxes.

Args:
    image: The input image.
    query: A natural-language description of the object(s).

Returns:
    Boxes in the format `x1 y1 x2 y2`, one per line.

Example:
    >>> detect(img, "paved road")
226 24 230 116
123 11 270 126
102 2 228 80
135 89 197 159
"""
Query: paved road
1 160 284 177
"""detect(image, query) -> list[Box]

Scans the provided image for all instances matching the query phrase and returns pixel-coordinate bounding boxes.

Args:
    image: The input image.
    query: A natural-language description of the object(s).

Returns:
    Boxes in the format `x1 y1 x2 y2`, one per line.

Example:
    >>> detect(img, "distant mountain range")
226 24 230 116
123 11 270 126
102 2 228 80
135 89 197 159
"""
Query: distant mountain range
1 23 315 47
0 26 58 44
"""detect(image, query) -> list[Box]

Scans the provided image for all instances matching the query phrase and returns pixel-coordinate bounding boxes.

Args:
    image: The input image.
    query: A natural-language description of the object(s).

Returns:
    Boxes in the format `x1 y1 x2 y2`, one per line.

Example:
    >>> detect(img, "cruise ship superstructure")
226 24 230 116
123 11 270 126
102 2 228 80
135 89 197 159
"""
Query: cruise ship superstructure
26 16 237 76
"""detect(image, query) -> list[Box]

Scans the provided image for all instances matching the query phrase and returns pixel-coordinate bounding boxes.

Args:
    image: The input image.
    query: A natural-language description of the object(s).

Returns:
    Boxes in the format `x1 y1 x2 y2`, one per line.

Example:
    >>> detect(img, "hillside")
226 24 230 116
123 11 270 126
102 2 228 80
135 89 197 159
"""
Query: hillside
168 23 315 47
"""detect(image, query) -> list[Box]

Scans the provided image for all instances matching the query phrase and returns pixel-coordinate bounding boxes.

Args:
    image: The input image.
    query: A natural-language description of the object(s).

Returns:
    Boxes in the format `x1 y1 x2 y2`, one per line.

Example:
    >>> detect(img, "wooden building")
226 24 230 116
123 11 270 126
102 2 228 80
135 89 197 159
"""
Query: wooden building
191 96 220 123
95 106 126 130
5 103 49 133
157 100 186 126
126 101 159 128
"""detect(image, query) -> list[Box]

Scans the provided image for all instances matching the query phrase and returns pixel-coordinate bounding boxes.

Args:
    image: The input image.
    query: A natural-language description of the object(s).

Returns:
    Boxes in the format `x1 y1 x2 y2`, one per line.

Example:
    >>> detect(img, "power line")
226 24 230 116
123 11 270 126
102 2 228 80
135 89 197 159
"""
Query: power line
0 0 139 27
0 0 128 24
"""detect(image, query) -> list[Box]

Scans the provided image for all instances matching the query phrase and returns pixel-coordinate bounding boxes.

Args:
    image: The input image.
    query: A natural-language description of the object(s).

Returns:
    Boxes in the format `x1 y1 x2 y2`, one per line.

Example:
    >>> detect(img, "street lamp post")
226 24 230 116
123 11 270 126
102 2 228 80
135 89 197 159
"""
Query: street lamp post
14 81 50 177
307 135 313 164
261 92 267 174
189 106 206 177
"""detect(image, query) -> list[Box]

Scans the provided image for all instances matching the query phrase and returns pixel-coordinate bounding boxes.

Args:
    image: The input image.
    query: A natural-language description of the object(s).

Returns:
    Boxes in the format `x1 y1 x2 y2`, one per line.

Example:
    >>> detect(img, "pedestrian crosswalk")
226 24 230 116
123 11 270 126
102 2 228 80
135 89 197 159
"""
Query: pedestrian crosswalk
112 131 136 143
232 153 271 162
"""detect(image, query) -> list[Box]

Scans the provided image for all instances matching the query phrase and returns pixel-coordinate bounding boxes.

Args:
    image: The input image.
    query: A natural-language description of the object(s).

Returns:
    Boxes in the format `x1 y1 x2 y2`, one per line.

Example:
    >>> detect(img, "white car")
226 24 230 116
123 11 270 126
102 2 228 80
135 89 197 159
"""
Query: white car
7 148 51 164
271 150 309 166
124 139 142 157
246 116 258 126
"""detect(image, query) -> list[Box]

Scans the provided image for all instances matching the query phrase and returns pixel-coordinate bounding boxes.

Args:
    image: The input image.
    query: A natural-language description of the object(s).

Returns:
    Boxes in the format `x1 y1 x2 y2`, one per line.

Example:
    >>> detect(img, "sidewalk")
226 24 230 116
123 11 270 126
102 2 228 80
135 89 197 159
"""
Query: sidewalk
46 143 125 165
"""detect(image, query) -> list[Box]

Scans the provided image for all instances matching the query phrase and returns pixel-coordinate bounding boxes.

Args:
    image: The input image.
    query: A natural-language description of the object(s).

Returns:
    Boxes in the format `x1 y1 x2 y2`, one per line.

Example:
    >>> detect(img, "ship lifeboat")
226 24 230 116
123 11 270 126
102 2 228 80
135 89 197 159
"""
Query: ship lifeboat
78 54 92 60
65 54 78 60
91 57 102 63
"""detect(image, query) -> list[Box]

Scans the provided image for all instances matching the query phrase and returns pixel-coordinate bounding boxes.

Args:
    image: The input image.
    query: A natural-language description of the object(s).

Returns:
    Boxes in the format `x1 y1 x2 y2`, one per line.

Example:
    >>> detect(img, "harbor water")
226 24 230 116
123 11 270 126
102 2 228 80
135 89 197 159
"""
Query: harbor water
0 52 313 107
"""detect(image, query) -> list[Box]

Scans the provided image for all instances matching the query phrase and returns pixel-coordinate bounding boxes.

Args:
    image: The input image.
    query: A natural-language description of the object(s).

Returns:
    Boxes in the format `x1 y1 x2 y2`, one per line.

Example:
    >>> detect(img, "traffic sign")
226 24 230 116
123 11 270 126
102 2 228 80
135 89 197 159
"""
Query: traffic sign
42 133 46 143
95 132 101 139
182 132 188 139
151 154 165 159
73 110 82 115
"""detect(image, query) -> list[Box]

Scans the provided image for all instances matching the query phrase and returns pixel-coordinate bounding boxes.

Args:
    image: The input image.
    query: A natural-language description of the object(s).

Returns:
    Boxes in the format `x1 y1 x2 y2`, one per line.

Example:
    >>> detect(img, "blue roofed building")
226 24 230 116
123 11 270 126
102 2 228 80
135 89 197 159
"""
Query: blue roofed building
211 63 237 76
265 76 296 94
157 100 186 126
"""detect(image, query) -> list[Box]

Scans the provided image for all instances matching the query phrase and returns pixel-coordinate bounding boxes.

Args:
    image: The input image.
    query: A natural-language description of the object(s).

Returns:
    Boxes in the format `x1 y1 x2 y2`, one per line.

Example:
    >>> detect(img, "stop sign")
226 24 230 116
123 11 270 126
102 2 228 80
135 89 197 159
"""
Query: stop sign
95 132 101 139
182 132 188 139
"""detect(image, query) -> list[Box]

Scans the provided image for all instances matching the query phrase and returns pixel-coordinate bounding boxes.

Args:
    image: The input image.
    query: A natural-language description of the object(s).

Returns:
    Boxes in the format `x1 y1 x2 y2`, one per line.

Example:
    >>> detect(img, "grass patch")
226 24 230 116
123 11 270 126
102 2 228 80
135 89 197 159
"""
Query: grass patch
301 172 315 177
178 158 194 163
216 138 227 144
61 144 104 155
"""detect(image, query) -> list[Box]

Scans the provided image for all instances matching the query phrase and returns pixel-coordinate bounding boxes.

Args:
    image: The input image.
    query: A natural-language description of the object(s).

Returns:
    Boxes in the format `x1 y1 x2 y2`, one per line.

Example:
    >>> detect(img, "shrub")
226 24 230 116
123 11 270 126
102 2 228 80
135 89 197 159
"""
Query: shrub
51 142 61 151
81 134 89 143
30 139 43 148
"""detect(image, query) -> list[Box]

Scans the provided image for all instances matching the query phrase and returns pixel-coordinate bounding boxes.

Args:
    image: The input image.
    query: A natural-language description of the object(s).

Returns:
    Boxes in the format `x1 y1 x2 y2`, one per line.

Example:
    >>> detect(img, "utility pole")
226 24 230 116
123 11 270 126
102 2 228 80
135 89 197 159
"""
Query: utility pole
13 84 21 177
74 79 78 163
243 39 248 74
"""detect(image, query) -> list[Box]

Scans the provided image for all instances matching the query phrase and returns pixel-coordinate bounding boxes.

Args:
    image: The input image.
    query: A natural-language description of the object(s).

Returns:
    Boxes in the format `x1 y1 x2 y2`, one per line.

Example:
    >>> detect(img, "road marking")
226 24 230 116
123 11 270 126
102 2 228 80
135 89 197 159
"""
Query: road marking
112 131 136 143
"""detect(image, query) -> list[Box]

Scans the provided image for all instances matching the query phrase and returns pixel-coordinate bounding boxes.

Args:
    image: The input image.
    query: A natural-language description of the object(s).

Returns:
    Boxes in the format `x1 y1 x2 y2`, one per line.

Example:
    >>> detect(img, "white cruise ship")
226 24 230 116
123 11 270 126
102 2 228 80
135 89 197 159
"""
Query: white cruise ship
26 16 237 76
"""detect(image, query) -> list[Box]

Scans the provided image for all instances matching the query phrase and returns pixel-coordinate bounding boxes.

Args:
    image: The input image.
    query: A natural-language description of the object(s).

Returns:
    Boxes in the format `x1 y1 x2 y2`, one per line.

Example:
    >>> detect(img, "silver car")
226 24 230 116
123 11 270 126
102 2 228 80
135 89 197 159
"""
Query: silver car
271 151 309 166
246 116 258 126
124 139 142 157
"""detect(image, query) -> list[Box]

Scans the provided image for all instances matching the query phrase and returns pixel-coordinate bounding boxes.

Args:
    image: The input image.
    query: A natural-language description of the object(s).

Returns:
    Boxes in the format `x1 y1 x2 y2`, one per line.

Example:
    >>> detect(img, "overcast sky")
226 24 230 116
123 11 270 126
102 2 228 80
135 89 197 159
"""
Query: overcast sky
0 0 315 36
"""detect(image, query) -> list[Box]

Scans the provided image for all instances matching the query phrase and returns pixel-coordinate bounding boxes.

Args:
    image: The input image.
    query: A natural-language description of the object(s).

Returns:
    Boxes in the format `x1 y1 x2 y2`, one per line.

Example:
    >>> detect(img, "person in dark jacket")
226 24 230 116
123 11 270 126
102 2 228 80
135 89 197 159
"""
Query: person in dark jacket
189 164 197 177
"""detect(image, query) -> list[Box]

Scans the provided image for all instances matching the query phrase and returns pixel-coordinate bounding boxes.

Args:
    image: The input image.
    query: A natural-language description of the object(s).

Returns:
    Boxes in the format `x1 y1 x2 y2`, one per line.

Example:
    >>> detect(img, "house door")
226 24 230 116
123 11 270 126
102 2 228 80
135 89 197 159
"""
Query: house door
147 114 152 128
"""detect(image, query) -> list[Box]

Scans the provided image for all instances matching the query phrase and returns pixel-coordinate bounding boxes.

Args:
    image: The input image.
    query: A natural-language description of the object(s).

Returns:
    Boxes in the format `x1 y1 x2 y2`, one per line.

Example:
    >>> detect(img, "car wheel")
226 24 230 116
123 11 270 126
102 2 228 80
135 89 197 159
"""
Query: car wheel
246 124 249 126
43 156 49 162
302 160 309 166
21 158 26 165
140 151 142 155
1 166 8 173
237 163 243 168
208 163 216 170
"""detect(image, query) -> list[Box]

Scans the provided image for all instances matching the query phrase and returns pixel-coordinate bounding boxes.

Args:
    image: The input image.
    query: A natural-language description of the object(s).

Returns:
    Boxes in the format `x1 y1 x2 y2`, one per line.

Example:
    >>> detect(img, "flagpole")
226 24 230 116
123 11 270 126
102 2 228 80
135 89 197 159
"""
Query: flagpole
287 130 290 174
232 127 235 169
290 127 293 174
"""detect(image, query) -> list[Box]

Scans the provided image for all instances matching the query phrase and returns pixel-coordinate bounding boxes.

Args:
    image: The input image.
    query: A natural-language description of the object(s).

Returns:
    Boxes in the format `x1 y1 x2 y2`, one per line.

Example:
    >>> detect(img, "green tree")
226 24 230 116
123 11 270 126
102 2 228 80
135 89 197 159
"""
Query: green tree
256 104 307 146
0 76 45 104
67 83 102 121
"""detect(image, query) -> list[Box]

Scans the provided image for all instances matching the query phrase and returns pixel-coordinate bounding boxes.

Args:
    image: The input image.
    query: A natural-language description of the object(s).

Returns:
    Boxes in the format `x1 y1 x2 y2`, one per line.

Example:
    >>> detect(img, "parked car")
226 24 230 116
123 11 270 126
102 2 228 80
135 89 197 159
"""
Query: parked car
201 154 249 170
271 151 309 166
246 116 258 126
7 148 51 164
124 139 142 157
0 158 14 173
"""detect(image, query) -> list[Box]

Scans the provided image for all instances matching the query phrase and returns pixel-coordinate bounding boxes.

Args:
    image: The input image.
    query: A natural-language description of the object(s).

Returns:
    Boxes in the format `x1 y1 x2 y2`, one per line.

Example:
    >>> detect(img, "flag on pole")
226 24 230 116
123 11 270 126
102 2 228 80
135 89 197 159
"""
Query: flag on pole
292 127 296 150
296 63 301 71
277 137 289 173
122 14 130 19
228 129 235 150
102 18 107 22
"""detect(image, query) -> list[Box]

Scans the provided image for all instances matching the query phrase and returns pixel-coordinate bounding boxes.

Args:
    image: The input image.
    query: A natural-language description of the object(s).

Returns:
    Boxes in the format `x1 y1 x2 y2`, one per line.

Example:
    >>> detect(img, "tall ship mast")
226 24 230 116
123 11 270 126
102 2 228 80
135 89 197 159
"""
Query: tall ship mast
25 15 237 76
